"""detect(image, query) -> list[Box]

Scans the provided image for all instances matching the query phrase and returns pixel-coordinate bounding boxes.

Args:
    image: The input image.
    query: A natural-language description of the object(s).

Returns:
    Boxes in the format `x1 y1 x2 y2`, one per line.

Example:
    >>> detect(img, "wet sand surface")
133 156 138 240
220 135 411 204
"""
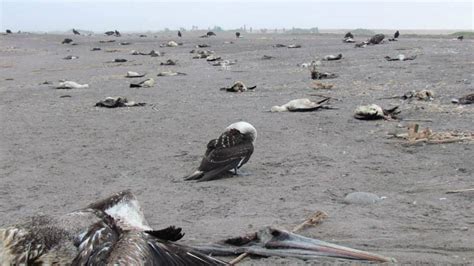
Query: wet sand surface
0 32 473 264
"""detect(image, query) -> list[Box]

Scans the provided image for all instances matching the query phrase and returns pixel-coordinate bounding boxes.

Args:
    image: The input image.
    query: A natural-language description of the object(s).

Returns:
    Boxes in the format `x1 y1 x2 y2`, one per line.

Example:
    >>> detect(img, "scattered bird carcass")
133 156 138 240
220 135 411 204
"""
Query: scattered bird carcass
160 59 178 66
273 44 287 48
119 42 131 45
310 65 338 80
0 190 226 265
368 34 385 44
196 44 210 48
210 59 237 67
192 50 214 59
287 44 302 48
391 123 474 145
452 93 474 104
56 81 89 89
206 55 222 61
61 38 73 44
380 90 434 101
220 81 256 92
157 71 186 77
161 41 179 47
193 226 395 263
354 104 400 120
271 98 332 112
184 121 257 182
384 54 417 61
323 54 343 61
262 55 275 60
130 78 154 88
91 47 101 51
113 58 127 63
344 32 354 39
95 97 146 108
457 35 464 41
125 71 146 78
63 55 79 60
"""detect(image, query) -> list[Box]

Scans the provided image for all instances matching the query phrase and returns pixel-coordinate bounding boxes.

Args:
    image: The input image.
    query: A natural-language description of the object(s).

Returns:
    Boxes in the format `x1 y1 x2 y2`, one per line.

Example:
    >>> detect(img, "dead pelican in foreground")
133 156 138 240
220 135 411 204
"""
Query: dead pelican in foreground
0 190 226 265
271 98 330 112
193 226 395 263
184 122 257 182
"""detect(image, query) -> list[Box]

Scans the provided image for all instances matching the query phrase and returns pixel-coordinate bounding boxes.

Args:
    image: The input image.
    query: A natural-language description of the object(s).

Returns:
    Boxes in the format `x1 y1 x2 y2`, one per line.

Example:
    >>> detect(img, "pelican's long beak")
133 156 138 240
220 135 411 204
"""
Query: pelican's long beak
259 227 395 262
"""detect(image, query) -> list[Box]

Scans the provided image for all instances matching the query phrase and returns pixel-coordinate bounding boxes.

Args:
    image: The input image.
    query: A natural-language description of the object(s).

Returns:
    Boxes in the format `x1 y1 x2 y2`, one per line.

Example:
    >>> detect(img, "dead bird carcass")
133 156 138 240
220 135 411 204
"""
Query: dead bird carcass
95 97 146 108
354 104 400 120
220 81 256 92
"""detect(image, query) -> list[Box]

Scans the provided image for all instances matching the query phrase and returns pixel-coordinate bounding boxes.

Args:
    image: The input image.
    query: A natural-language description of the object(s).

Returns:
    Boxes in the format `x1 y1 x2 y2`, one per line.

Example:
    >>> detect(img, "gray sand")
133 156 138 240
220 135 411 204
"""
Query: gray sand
0 32 473 264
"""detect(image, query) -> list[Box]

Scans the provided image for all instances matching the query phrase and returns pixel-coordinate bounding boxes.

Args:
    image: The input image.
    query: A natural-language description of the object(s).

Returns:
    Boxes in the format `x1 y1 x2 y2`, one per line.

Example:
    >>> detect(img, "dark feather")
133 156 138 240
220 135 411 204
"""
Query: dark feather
145 226 184 242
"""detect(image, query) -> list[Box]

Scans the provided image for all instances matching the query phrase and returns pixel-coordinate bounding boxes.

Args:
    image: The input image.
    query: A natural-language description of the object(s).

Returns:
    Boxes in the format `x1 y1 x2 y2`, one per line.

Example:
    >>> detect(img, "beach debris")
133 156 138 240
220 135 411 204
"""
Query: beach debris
130 78 155 88
63 55 79 60
391 123 474 145
310 65 338 80
220 81 256 92
384 54 417 61
0 190 226 265
452 93 474 104
125 71 146 78
354 104 400 120
91 47 101 51
271 98 331 112
184 121 256 182
95 97 146 108
160 59 177 65
56 81 89 89
157 71 186 77
262 55 275 60
311 81 334 90
114 58 127 62
61 38 73 44
344 192 381 205
323 54 343 61
193 212 394 263
287 44 302 48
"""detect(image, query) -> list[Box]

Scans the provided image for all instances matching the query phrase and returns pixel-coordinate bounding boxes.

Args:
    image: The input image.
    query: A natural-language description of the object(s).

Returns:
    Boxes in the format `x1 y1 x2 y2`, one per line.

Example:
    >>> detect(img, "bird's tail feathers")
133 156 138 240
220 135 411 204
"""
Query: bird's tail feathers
184 170 204 181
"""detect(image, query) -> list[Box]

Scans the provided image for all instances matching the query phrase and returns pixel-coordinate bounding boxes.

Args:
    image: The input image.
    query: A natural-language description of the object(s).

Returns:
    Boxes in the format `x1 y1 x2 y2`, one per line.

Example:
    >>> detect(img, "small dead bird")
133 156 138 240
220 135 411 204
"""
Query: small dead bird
452 93 474 104
95 97 146 108
130 78 154 88
160 59 177 66
287 44 302 48
63 55 79 60
114 58 127 63
381 90 434 101
384 54 417 61
220 81 256 92
125 71 146 78
262 55 275 60
354 104 400 120
310 66 338 80
61 38 73 44
91 47 101 51
56 81 89 89
157 71 186 77
271 98 331 112
323 54 343 61
368 34 385 44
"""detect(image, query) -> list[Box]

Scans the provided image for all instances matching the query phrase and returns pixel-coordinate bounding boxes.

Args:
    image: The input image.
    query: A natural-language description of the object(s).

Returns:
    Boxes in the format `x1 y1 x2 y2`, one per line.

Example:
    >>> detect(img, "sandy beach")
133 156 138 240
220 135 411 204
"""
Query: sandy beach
0 31 473 264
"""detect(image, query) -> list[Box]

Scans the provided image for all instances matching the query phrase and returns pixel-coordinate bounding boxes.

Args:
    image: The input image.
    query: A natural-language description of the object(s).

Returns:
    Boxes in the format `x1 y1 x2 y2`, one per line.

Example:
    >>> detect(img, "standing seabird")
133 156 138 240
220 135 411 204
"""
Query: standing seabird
0 190 226 265
184 121 257 182
235 32 241 38
394 30 400 39
72 28 80 35
178 30 182 37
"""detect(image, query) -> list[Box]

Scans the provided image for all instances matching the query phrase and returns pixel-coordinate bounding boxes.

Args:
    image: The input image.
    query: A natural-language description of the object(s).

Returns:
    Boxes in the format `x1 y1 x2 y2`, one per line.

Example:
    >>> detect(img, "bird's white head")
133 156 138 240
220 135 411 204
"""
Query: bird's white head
226 121 257 143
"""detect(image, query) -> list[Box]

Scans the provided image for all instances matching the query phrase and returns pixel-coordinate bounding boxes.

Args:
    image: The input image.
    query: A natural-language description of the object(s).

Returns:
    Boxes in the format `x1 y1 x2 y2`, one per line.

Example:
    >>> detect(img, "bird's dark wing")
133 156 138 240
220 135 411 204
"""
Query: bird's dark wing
195 129 254 181
104 232 227 265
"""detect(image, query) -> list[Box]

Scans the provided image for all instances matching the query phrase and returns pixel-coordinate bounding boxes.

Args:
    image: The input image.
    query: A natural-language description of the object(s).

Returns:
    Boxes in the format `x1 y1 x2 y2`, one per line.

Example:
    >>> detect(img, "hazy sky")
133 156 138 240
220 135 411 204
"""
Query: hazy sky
1 0 472 32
